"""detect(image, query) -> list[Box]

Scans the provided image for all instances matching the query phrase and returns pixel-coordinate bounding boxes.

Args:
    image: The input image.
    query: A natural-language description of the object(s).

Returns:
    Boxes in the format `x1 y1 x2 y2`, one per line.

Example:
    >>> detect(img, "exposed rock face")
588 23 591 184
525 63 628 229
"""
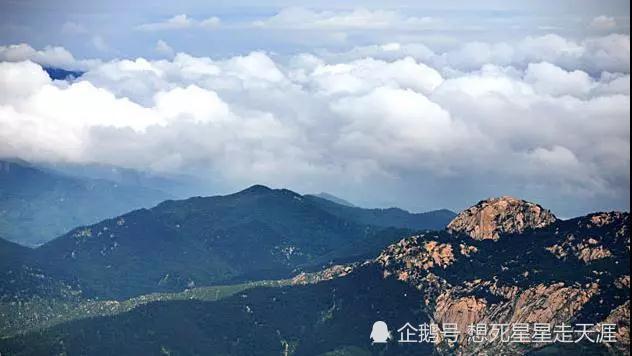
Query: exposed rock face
430 281 600 354
546 238 613 262
584 212 630 243
615 275 630 289
290 263 360 285
588 212 629 228
377 235 456 276
458 244 478 257
601 300 630 355
547 212 630 263
434 294 487 335
447 196 557 240
375 207 629 355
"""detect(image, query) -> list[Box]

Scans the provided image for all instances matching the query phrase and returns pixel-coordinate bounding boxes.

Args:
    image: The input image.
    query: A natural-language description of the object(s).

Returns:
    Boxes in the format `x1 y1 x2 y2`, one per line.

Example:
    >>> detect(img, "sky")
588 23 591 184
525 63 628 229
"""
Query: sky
0 0 630 217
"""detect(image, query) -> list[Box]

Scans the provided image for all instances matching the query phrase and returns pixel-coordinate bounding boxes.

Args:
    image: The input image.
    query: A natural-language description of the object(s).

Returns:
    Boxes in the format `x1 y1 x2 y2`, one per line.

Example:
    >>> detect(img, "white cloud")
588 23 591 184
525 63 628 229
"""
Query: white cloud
224 52 285 83
593 73 630 96
198 17 222 28
91 35 110 52
61 21 87 35
305 57 443 95
155 40 174 57
0 34 629 215
434 65 534 98
330 86 468 168
581 34 630 73
321 34 630 75
590 15 617 31
0 61 51 101
445 41 514 70
0 43 98 70
524 62 594 97
514 34 630 74
154 85 230 123
528 145 580 169
253 7 439 30
142 14 191 31
136 14 220 31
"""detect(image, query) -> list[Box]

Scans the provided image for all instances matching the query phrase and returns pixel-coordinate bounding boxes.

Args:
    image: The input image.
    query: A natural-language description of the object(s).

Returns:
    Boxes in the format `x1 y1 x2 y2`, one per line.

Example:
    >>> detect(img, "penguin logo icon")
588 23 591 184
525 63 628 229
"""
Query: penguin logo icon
370 321 391 343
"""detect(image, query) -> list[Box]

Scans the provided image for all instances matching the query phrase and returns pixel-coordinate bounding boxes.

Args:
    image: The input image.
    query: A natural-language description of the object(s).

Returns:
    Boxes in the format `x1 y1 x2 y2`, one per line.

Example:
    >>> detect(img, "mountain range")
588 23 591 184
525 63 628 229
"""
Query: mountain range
305 193 455 231
0 186 628 355
0 181 455 299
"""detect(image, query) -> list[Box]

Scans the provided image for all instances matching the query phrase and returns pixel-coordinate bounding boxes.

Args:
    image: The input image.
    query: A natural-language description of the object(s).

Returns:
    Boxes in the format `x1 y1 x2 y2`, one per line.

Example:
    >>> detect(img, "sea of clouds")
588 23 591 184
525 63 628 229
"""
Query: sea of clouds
0 33 629 214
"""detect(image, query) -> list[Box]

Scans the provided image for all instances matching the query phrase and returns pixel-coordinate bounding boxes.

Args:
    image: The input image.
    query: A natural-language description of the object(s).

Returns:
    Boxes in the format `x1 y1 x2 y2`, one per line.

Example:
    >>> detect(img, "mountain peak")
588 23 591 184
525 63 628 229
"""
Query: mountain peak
447 196 557 240
238 184 273 194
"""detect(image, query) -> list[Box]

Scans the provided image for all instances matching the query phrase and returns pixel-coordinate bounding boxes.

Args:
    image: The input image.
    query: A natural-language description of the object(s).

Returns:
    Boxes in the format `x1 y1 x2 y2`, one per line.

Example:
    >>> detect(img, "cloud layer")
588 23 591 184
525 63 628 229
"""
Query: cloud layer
136 14 221 31
253 7 439 30
0 33 629 216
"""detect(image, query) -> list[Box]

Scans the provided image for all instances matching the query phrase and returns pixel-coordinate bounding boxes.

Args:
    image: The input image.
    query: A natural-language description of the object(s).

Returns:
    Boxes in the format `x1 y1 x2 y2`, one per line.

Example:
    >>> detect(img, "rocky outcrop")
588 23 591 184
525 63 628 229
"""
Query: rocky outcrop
447 196 557 240
458 244 478 257
374 204 629 355
380 240 604 355
377 235 456 277
587 212 629 228
546 212 630 263
434 294 487 335
433 282 600 354
287 200 630 355
290 263 360 285
615 275 630 290
546 237 613 262
601 301 630 355
583 212 630 244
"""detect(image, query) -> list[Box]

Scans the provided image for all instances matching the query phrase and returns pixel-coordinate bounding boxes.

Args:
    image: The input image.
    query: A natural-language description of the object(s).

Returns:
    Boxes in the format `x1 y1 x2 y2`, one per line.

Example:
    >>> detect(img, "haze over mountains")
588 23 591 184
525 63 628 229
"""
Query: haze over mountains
0 160 457 303
0 159 171 246
0 159 455 248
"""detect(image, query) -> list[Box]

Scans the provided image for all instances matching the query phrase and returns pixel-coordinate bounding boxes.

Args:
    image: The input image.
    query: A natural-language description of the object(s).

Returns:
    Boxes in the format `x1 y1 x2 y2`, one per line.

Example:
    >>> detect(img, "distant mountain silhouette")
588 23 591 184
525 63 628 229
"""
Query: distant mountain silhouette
305 194 456 231
44 161 204 199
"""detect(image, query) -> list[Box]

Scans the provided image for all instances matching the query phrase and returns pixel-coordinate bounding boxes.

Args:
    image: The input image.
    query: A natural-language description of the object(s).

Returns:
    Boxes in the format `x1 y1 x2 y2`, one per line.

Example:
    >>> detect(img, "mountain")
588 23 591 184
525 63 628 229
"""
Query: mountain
447 196 557 240
0 236 82 305
0 159 170 246
2 196 628 355
376 207 629 355
12 185 415 299
42 67 84 81
1 265 430 356
305 193 456 231
312 192 356 207
0 237 30 271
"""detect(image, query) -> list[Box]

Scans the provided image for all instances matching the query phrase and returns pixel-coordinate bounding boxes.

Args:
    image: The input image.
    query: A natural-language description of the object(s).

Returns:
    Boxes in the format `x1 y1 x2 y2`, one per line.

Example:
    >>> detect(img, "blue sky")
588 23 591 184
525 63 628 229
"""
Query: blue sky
0 1 630 216
1 0 629 59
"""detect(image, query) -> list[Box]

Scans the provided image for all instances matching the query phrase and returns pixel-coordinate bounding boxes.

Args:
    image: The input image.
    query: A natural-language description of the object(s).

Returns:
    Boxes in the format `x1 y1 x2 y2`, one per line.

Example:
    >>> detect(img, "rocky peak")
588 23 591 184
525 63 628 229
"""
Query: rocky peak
447 196 557 240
